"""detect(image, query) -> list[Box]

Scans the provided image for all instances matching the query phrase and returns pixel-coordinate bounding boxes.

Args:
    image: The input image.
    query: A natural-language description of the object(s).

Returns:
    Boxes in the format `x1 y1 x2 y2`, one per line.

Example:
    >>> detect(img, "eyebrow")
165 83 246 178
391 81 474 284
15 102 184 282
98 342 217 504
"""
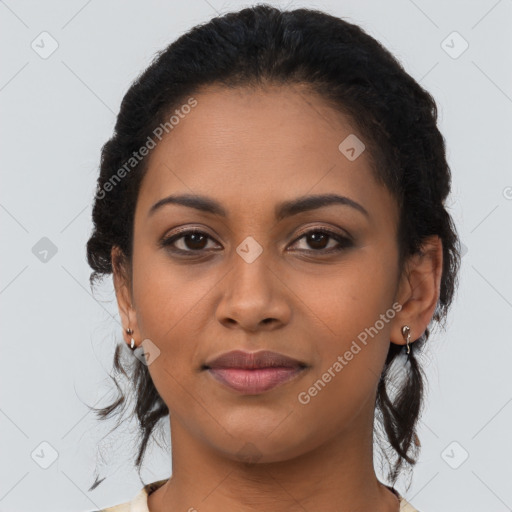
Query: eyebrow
148 193 369 220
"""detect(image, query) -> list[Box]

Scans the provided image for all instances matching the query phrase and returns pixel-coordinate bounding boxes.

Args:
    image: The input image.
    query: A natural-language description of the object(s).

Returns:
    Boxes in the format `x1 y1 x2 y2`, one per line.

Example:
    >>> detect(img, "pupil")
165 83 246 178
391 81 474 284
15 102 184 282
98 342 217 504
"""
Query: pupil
186 233 206 250
308 233 327 249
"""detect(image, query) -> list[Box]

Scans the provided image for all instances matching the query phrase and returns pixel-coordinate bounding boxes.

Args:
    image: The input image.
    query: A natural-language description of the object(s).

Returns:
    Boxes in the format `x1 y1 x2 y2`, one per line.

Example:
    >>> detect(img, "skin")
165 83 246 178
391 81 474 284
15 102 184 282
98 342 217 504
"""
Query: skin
112 84 443 512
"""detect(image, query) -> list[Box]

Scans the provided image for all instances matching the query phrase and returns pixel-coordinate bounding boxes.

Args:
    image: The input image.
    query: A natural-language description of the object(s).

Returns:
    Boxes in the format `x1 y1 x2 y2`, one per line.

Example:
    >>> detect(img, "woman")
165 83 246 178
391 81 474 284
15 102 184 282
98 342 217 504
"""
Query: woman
85 4 460 511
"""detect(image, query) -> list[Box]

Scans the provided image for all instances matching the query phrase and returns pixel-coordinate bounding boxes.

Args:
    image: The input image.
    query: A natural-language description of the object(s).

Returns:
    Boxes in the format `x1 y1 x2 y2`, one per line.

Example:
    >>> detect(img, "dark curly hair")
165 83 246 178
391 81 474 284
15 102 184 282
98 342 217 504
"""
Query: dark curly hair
85 3 461 492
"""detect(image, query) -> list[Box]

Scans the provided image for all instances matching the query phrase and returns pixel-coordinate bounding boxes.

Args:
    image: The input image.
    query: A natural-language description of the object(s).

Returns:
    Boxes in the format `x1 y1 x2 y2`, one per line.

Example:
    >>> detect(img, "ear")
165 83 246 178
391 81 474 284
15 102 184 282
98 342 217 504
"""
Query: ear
390 235 443 347
111 245 139 347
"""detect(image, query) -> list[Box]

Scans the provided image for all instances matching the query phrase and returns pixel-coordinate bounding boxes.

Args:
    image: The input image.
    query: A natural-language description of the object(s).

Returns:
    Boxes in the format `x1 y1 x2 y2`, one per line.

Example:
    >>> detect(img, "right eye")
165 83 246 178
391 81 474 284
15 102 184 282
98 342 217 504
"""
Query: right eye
159 228 221 255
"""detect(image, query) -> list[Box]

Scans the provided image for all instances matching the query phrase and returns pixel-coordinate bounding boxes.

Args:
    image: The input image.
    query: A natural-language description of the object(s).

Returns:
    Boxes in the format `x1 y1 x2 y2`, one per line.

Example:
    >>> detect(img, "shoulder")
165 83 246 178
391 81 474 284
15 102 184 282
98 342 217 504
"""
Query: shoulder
87 478 170 512
399 495 421 511
386 485 420 512
95 503 131 512
87 497 138 512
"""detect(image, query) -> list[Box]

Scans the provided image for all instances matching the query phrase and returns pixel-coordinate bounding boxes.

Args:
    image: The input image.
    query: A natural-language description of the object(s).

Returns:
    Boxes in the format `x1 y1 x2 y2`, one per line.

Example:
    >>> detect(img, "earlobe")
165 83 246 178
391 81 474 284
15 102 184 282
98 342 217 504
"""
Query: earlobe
390 235 443 348
111 245 139 347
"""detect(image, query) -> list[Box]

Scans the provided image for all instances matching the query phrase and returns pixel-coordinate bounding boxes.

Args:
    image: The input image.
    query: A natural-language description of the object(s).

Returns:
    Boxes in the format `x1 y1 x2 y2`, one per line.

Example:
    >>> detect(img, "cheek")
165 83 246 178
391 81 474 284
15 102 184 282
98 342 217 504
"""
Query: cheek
132 240 215 337
130 248 198 387
291 250 398 405
292 251 398 345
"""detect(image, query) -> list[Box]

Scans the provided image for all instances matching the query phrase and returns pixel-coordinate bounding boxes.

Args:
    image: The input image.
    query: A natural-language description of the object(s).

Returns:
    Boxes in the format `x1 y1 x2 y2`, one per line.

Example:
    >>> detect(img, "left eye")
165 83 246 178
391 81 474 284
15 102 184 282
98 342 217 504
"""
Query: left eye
290 229 353 253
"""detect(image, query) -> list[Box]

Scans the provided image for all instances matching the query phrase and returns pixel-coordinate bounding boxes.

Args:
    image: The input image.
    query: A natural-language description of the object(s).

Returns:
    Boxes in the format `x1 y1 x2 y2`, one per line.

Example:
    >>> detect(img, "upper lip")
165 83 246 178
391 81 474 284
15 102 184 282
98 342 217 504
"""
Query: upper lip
203 350 308 370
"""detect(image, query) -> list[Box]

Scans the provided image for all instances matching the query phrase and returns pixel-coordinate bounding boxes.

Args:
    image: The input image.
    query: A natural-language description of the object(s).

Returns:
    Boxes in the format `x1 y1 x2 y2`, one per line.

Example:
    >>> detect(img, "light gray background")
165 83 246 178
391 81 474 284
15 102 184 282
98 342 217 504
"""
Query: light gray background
1 0 511 511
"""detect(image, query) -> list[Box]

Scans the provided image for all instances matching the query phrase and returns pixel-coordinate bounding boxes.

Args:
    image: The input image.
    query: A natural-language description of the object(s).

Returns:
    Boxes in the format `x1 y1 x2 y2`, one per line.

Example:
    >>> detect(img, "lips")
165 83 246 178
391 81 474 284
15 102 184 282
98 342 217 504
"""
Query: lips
204 349 307 370
203 350 308 394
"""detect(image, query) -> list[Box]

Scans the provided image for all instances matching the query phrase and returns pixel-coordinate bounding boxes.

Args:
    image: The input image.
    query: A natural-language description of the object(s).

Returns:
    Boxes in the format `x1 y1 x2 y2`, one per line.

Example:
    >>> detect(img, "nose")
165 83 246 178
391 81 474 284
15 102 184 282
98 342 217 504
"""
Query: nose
214 250 292 332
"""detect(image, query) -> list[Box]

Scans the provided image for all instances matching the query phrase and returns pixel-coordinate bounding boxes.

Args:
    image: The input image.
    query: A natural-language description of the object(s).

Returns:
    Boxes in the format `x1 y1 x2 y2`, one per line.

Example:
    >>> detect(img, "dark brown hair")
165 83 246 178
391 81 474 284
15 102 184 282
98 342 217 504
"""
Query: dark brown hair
86 3 461 491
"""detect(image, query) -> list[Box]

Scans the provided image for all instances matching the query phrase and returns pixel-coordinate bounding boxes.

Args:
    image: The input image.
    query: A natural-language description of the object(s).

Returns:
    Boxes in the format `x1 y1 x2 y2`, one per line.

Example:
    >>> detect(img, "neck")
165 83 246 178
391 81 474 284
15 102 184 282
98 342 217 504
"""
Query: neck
148 407 400 512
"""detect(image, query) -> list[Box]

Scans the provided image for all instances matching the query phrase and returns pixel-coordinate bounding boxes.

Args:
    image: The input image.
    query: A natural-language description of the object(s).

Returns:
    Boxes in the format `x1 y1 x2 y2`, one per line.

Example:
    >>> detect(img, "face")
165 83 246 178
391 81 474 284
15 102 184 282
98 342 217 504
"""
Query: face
116 84 408 463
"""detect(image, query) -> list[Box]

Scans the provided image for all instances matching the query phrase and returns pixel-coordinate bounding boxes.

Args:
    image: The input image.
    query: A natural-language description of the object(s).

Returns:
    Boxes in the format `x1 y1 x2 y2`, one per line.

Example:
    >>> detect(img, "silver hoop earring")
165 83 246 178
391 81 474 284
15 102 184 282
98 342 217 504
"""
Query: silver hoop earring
126 328 135 350
401 325 411 355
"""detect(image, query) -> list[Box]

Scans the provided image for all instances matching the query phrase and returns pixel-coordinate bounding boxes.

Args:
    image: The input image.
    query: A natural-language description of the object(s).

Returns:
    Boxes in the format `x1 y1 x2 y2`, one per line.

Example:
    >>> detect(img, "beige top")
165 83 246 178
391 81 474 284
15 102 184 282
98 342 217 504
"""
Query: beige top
94 478 420 511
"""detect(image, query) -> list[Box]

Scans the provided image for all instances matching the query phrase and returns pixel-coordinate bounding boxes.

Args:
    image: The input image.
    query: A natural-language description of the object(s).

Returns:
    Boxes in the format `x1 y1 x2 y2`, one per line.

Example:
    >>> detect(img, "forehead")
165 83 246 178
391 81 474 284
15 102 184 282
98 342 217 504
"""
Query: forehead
136 84 396 225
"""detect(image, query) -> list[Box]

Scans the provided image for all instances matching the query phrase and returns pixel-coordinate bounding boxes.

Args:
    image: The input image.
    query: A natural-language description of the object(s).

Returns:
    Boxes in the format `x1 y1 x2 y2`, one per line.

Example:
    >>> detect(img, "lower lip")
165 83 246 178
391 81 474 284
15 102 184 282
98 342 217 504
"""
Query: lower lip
207 367 305 394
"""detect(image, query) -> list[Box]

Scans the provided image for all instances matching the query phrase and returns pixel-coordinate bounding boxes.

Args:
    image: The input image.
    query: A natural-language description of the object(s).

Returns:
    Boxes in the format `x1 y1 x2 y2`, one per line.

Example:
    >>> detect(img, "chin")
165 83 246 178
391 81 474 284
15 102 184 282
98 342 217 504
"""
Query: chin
207 423 315 465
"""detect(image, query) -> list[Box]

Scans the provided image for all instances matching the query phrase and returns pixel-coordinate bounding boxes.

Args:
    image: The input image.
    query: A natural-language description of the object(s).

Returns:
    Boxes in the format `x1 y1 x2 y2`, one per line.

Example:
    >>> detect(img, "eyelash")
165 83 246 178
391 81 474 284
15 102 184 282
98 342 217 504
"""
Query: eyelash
159 227 353 256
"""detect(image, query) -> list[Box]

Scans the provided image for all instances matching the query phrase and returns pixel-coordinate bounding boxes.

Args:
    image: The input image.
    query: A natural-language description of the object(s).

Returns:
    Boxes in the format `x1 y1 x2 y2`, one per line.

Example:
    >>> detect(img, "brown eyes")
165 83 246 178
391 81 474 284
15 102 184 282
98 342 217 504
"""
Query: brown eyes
162 230 217 252
159 227 353 257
